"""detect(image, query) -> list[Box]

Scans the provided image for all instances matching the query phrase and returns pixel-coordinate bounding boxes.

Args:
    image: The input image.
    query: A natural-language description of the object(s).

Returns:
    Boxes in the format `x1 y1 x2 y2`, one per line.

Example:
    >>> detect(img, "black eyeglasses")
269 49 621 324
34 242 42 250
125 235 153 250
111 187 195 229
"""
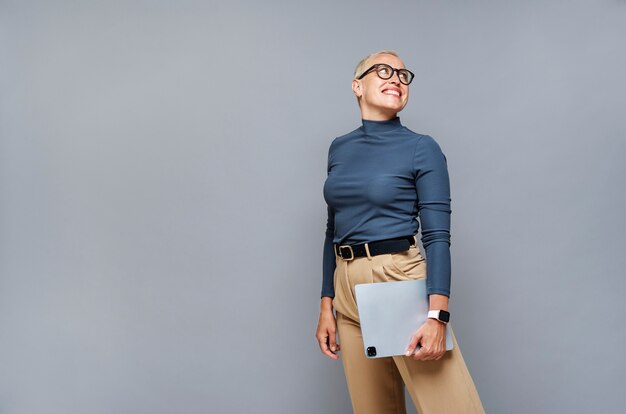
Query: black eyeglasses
357 63 415 85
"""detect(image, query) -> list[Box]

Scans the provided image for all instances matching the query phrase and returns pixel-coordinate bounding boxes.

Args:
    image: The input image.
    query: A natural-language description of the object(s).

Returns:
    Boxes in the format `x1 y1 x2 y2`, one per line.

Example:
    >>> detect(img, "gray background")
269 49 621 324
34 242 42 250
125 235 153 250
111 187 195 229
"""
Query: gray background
1 1 625 413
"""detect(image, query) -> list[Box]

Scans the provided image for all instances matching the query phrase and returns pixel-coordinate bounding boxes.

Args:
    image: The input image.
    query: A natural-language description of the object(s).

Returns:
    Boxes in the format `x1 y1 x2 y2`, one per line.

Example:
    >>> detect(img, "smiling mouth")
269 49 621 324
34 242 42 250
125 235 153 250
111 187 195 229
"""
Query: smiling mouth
382 90 401 97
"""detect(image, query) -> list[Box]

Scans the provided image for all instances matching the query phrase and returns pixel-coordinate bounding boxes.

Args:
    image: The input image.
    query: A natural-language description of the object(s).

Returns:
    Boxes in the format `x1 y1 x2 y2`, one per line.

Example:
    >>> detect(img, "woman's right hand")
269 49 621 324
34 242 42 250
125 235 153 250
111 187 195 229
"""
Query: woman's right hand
316 298 340 360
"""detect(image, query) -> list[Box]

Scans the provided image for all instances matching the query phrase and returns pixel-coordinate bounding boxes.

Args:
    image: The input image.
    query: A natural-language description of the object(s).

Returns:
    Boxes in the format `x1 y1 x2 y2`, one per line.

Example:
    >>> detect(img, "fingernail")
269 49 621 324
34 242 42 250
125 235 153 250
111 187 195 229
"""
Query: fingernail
405 351 410 356
331 346 336 352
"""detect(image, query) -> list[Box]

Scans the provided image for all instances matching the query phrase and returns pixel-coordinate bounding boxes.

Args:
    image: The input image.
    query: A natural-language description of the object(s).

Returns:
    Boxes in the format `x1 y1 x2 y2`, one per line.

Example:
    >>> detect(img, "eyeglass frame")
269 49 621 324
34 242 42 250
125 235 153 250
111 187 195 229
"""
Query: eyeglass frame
356 63 415 85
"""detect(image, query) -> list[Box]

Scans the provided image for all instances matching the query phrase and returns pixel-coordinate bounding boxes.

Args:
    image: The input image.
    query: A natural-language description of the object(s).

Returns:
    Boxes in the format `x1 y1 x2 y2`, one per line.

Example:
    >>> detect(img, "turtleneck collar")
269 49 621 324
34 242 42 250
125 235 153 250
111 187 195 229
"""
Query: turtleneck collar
361 117 403 134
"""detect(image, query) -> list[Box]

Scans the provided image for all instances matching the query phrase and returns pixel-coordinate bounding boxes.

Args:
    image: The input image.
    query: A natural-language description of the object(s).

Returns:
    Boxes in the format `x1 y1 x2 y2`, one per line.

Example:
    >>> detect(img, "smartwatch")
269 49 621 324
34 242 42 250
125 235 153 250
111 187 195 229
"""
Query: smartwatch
427 310 450 324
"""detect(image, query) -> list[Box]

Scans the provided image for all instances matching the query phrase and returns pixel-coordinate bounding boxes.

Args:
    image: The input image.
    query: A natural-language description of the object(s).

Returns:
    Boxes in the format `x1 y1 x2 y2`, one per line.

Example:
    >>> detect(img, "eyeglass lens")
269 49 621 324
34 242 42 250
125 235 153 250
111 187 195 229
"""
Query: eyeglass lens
376 64 412 85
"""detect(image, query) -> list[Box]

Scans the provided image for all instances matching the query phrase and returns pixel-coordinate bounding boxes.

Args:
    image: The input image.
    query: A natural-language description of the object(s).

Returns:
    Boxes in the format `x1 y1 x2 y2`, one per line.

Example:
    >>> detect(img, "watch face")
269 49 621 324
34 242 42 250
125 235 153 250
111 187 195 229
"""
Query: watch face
439 310 450 323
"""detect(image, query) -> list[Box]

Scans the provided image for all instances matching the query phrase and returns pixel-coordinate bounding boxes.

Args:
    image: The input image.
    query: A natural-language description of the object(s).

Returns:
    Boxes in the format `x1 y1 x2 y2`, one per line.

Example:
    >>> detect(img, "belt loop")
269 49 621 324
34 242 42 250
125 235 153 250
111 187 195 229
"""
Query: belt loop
412 235 418 247
364 242 372 260
333 244 339 259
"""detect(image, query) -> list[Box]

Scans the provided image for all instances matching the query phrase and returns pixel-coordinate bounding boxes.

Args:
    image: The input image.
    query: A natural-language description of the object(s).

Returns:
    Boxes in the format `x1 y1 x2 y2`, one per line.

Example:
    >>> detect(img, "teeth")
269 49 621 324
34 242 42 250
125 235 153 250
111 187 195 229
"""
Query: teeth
383 90 400 96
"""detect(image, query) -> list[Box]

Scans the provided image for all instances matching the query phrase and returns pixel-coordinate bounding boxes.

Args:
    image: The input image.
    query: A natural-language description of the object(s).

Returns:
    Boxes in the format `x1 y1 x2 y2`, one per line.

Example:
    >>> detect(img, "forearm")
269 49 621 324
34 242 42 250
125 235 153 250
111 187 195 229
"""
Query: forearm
428 293 449 311
320 296 333 313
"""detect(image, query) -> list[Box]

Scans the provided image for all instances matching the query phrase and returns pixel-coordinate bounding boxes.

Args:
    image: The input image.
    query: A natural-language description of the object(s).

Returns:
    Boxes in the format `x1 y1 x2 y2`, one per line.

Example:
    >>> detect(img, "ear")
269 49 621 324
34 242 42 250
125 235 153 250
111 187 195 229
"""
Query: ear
352 79 362 98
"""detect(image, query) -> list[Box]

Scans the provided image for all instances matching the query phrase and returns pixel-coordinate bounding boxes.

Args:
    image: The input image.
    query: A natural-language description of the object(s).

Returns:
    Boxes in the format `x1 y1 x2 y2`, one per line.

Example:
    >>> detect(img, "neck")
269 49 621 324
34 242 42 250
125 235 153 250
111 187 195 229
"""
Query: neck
360 107 398 121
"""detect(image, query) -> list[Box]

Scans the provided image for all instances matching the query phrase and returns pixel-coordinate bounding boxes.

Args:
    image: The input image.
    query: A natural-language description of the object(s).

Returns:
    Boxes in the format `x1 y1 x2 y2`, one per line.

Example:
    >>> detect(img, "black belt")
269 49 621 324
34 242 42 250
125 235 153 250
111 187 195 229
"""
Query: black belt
334 235 416 260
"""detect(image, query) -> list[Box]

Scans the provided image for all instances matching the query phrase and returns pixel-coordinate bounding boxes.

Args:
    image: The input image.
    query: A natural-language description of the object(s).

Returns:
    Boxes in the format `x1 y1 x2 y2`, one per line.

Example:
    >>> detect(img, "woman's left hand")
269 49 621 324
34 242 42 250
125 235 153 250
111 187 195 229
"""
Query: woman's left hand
405 318 447 361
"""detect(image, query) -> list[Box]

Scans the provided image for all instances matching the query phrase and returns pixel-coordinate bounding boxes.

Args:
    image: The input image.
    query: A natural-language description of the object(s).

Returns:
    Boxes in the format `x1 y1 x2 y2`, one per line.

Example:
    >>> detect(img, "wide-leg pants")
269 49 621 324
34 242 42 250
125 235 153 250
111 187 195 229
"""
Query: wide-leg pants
332 241 485 414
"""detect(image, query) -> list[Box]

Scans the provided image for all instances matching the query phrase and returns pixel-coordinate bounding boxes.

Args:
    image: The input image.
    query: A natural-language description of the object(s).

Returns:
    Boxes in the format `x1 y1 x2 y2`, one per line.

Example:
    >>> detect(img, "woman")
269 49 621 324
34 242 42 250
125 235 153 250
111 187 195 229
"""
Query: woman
315 50 485 414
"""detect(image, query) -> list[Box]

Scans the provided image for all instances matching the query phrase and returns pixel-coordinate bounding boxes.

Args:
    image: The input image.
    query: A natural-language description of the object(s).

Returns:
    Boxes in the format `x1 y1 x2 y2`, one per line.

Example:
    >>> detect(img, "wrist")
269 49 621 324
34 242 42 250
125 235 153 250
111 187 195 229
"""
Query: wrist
427 309 450 324
320 296 334 312
426 318 446 327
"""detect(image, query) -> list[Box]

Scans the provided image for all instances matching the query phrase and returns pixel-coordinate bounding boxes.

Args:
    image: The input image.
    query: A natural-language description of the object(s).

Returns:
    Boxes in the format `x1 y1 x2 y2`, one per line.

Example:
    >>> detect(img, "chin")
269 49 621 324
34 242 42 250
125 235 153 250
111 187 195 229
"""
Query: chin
383 104 406 114
377 100 406 113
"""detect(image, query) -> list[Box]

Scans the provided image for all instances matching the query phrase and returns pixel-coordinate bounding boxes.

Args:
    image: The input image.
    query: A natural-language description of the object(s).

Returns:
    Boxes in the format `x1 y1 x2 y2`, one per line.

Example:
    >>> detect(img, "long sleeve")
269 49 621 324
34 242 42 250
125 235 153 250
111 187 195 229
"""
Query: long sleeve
413 135 452 297
321 140 336 298
321 205 336 298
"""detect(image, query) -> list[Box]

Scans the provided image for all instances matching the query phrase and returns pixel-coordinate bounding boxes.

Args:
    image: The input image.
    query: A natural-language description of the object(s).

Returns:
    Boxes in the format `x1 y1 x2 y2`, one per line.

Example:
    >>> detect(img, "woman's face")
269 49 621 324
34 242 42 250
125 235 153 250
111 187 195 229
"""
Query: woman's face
352 53 410 120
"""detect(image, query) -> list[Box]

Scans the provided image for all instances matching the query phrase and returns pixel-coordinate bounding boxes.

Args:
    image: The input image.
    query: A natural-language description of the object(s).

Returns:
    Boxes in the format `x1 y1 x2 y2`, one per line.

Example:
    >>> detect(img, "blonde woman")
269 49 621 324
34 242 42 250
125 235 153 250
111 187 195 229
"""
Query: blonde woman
316 50 485 414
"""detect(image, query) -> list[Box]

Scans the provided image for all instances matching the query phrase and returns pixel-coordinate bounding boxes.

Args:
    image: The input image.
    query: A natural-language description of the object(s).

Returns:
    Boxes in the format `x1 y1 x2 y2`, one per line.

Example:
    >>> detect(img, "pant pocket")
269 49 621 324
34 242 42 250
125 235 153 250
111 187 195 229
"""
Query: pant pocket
383 246 427 281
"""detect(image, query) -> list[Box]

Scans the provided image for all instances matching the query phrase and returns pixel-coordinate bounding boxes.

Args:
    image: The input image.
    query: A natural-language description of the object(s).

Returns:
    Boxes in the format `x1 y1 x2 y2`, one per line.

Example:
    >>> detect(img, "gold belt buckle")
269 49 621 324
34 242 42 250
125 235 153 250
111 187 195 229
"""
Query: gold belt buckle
338 245 354 261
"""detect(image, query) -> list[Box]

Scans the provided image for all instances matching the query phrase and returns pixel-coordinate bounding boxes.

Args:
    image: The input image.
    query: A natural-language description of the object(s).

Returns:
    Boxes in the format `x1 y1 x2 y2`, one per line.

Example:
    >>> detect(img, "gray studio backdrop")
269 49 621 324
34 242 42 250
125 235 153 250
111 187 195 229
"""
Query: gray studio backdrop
1 1 625 413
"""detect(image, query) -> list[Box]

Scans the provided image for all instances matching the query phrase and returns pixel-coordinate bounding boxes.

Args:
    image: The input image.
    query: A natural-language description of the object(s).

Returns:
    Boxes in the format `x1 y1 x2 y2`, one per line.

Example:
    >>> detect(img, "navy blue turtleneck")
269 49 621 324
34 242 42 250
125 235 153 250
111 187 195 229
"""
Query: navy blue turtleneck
322 117 452 298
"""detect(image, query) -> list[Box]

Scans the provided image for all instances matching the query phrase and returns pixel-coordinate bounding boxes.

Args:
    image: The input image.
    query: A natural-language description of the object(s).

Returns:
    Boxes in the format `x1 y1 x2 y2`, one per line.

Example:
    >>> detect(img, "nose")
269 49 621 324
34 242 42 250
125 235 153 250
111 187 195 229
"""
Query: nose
390 69 402 84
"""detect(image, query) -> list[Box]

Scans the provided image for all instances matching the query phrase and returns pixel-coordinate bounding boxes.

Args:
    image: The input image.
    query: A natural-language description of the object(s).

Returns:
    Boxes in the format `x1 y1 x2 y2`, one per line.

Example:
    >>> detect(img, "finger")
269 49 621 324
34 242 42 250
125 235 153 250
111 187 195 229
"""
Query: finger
421 346 435 361
431 341 445 360
412 346 427 360
328 330 338 353
317 336 330 354
405 333 422 356
317 335 329 353
418 343 440 361
425 345 446 361
317 335 337 359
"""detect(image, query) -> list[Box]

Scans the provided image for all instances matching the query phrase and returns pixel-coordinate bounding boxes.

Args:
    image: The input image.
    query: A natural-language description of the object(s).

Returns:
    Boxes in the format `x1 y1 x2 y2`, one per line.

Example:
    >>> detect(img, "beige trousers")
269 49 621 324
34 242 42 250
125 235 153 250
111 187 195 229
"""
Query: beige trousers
332 241 485 414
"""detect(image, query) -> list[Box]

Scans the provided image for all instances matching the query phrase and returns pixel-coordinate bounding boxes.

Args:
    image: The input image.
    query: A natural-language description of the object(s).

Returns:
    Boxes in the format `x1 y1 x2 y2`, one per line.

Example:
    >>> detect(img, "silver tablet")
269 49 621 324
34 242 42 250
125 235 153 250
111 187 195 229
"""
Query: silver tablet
354 279 453 358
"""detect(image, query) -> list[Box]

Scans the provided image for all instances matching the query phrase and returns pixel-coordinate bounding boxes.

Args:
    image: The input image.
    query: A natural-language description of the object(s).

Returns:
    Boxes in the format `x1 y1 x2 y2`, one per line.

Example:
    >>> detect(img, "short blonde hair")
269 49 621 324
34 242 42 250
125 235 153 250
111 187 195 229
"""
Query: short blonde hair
353 50 401 79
